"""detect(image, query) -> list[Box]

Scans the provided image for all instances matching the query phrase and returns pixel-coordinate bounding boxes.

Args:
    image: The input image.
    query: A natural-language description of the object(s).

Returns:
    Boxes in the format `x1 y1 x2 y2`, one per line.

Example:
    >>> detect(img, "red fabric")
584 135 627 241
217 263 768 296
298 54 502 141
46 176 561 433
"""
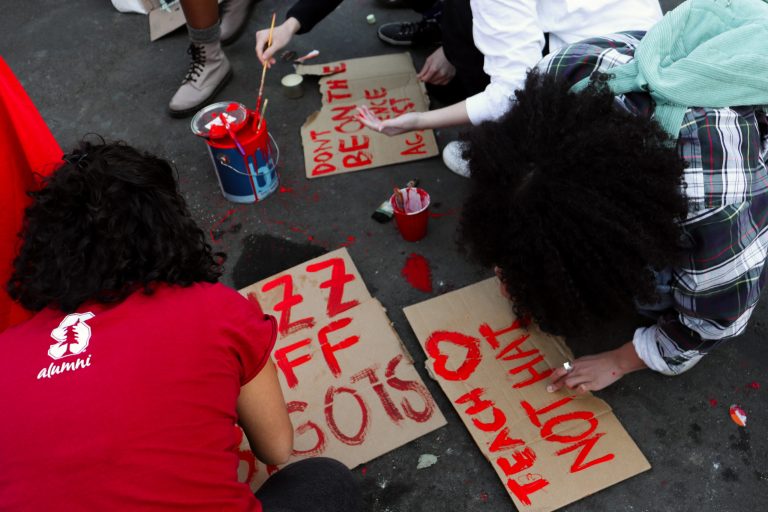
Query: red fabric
0 55 62 332
0 282 276 511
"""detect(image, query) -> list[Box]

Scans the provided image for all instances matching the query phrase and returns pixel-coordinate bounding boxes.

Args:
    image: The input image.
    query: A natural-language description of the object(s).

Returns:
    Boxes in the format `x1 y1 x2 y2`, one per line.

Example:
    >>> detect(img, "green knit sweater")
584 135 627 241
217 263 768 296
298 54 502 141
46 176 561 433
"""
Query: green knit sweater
572 0 768 138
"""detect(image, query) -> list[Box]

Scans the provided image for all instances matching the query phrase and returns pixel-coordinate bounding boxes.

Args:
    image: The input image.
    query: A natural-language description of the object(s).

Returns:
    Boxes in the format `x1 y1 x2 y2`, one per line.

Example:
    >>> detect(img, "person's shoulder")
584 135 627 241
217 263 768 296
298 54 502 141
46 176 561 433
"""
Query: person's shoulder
539 31 644 81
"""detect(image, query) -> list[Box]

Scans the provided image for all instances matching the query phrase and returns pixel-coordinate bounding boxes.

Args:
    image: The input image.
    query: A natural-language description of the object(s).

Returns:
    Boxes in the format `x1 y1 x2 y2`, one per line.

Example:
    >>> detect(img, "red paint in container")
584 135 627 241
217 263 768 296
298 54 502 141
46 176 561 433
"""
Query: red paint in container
390 187 430 242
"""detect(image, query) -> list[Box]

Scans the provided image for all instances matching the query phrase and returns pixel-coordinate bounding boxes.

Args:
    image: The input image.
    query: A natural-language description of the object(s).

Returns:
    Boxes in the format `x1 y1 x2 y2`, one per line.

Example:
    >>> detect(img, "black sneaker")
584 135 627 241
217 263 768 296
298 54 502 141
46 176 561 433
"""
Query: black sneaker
377 18 442 47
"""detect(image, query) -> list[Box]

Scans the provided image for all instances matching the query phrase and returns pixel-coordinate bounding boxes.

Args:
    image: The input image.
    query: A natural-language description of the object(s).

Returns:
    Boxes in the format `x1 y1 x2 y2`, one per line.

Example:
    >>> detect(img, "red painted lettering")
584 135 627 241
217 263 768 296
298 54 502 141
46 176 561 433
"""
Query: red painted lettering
310 129 336 175
339 134 370 153
497 448 537 476
400 131 428 156
342 151 373 169
326 79 352 103
555 432 615 473
306 257 359 317
508 354 554 389
273 338 312 388
489 427 525 453
479 319 524 350
385 354 435 423
324 386 369 445
318 317 359 377
364 87 387 100
390 97 415 115
287 401 326 456
504 473 549 506
322 63 347 75
261 274 315 336
331 104 365 134
425 331 482 381
455 387 506 432
352 365 404 423
520 396 573 428
540 411 598 444
311 163 337 176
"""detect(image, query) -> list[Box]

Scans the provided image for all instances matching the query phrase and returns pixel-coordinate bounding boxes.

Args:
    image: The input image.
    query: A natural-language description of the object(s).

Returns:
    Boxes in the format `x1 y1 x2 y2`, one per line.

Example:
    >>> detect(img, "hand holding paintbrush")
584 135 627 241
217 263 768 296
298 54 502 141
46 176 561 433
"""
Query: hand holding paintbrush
255 13 277 114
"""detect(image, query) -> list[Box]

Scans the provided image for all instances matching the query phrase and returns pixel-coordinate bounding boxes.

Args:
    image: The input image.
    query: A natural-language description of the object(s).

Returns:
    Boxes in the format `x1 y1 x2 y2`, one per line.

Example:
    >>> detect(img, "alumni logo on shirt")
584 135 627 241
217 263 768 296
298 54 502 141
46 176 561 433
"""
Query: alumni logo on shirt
36 312 95 380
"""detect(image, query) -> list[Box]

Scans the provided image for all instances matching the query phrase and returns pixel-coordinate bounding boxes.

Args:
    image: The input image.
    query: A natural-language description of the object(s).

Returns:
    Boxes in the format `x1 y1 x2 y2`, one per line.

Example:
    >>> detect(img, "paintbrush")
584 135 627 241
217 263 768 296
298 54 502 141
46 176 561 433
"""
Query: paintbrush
256 98 269 132
393 187 405 212
256 12 277 114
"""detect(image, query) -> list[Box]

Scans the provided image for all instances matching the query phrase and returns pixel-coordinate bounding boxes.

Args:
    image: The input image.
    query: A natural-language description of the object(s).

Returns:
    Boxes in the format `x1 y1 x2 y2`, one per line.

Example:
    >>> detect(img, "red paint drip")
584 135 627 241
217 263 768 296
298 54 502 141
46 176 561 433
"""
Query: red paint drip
747 381 760 390
402 253 433 293
709 398 718 407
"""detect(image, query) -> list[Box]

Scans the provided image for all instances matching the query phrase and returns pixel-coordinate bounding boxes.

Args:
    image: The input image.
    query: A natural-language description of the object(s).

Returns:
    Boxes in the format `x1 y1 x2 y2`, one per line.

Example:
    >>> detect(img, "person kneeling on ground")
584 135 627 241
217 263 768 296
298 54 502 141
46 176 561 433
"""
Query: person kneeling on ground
0 140 361 512
460 29 768 392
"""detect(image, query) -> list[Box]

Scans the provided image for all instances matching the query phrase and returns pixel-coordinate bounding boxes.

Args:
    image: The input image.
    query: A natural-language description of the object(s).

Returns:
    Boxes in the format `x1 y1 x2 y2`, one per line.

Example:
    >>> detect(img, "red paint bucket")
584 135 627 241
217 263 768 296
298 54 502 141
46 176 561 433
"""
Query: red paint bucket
390 187 430 242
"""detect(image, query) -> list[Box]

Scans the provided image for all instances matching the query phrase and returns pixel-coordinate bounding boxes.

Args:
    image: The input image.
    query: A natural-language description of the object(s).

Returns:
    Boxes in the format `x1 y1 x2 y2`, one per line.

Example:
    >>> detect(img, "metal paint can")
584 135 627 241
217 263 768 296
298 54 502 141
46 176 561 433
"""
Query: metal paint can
192 102 280 203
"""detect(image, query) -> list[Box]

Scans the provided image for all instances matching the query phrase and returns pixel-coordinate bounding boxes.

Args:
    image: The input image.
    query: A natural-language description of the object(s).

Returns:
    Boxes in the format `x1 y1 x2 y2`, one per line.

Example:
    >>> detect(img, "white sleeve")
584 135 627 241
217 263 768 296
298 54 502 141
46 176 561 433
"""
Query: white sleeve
632 325 705 376
466 0 544 125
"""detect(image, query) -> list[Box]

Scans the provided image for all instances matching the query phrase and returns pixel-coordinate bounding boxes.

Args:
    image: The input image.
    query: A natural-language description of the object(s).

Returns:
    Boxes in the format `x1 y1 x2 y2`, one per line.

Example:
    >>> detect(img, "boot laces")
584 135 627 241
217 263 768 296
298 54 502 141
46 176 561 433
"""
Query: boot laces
184 44 206 83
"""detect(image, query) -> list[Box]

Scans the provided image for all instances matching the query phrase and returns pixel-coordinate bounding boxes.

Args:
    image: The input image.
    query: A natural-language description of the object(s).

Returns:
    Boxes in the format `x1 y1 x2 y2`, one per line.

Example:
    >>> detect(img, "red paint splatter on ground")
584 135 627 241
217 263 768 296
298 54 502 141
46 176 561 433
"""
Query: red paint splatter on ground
746 381 760 390
278 186 294 193
338 235 357 247
289 226 306 233
209 208 240 243
361 466 367 477
479 492 489 503
402 253 433 293
307 235 314 241
709 398 718 407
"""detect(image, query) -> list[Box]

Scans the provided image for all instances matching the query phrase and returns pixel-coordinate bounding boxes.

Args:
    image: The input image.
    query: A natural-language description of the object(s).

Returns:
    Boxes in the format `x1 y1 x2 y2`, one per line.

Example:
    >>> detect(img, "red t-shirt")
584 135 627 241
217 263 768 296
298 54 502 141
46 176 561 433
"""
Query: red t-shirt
0 282 276 511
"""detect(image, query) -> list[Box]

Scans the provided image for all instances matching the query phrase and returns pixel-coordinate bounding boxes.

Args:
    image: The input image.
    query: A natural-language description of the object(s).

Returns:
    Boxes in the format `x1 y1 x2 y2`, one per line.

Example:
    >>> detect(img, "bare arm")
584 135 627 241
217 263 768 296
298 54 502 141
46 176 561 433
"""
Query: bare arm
358 100 471 136
237 359 293 465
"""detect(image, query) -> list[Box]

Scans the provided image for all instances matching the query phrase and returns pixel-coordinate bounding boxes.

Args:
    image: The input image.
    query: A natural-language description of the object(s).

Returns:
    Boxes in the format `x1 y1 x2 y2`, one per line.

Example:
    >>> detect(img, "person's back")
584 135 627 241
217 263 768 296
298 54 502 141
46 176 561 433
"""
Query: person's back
0 282 274 510
0 141 359 511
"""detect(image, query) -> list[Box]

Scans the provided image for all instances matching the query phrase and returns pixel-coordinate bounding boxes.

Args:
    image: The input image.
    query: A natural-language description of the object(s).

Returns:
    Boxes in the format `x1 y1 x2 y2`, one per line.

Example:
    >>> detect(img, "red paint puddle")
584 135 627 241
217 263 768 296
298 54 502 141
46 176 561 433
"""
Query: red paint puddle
709 398 718 407
402 253 433 293
746 381 760 390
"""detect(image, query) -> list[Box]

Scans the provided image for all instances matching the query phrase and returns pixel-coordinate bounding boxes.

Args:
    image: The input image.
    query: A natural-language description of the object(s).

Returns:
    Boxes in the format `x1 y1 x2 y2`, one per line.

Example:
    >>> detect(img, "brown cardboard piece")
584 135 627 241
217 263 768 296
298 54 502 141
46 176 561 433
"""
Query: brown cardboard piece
238 248 446 489
297 53 439 179
404 278 650 512
129 0 219 42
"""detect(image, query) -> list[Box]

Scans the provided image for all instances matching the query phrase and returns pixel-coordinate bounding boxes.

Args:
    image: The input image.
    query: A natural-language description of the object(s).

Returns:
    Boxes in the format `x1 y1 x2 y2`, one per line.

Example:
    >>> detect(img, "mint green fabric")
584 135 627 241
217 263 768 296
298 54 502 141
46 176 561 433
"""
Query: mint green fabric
571 0 768 138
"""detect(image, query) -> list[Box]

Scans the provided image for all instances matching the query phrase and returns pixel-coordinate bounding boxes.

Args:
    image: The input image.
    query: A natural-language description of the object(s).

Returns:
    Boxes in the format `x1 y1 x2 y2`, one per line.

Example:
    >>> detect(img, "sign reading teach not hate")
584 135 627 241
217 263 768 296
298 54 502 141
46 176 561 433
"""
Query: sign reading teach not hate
404 278 650 512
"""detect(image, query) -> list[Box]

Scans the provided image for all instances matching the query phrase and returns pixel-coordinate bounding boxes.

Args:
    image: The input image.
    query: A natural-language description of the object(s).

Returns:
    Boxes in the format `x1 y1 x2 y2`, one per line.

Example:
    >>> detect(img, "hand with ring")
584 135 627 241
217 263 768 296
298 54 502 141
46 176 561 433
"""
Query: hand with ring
547 342 648 394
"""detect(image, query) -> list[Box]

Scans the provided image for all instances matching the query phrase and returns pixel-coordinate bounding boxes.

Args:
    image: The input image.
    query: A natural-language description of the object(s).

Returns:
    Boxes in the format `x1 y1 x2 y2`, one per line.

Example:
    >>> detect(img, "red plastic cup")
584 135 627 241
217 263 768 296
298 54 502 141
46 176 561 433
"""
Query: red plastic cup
390 187 430 242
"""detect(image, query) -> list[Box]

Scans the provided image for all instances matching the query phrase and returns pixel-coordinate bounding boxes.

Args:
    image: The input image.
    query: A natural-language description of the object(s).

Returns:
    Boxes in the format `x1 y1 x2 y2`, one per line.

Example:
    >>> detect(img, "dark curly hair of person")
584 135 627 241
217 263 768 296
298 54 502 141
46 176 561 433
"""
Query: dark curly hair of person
459 69 689 338
8 139 222 312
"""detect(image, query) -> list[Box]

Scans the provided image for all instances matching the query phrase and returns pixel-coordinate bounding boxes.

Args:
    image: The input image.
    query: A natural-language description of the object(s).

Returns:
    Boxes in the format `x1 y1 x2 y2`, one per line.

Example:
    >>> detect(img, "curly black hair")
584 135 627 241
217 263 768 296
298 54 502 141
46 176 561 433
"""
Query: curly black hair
459 69 689 338
8 139 222 312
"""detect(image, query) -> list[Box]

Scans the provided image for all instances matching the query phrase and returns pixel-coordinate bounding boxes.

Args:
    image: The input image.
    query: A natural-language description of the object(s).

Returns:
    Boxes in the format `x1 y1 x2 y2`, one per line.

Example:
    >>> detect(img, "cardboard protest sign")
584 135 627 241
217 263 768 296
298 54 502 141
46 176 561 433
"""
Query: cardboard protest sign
404 278 650 512
238 248 446 488
297 53 439 179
